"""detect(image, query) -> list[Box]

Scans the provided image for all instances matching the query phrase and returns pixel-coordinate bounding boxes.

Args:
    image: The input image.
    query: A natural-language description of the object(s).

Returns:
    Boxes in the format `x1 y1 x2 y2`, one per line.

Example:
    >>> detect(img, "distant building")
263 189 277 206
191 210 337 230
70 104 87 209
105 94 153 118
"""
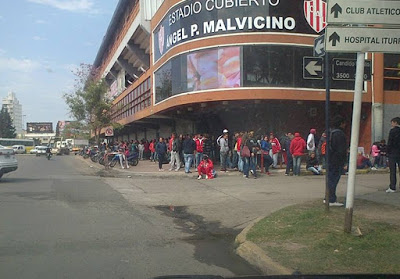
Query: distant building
56 120 72 137
25 122 55 145
2 92 23 137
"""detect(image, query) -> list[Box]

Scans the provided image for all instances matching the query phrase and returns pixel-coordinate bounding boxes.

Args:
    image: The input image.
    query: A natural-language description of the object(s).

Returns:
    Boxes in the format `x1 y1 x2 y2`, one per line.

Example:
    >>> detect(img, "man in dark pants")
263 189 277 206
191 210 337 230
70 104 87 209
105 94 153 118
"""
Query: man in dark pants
386 117 400 193
327 115 347 206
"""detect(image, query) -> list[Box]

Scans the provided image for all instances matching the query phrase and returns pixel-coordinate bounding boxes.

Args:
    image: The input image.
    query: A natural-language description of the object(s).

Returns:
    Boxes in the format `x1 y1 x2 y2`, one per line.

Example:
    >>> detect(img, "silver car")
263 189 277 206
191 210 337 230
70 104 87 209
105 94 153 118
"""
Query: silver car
0 145 18 178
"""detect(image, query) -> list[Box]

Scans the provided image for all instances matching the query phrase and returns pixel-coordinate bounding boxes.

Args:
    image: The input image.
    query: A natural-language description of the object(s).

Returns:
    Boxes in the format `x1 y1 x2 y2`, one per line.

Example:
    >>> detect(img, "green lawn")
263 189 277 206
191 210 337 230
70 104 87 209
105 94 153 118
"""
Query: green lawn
247 202 400 274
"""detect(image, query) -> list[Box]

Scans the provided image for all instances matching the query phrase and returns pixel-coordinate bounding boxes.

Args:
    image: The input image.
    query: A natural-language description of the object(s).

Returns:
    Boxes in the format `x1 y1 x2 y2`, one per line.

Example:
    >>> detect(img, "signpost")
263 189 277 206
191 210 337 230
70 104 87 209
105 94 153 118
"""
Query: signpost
327 0 400 25
332 58 372 81
326 0 400 233
314 34 325 57
303 57 323 79
326 27 400 53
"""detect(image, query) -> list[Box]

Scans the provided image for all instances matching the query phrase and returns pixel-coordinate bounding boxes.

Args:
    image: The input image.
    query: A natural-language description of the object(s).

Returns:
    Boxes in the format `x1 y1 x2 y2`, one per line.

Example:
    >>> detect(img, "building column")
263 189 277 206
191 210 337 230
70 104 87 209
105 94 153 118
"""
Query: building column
372 53 384 142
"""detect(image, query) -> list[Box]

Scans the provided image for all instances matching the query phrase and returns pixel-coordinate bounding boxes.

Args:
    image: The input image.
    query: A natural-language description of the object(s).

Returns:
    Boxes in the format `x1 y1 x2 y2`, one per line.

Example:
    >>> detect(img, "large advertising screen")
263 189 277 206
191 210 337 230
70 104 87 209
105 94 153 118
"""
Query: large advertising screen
187 47 240 91
153 0 327 62
27 122 53 134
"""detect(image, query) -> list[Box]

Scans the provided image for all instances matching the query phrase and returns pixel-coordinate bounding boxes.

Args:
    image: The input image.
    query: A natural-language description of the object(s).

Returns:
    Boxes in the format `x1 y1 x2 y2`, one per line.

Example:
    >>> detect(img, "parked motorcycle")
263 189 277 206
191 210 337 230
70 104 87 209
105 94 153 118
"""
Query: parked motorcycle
127 152 139 166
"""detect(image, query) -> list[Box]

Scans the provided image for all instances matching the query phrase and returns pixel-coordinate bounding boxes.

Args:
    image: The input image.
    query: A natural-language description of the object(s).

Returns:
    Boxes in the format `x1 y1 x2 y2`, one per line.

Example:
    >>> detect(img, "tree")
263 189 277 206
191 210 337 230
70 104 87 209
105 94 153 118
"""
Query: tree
60 121 90 139
63 64 119 144
0 107 16 138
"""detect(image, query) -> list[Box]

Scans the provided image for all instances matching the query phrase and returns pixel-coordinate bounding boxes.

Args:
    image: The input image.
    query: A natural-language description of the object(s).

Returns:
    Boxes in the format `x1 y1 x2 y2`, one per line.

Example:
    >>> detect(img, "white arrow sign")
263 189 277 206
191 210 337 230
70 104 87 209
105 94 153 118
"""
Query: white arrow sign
326 26 400 53
327 0 400 25
306 61 322 76
314 34 325 57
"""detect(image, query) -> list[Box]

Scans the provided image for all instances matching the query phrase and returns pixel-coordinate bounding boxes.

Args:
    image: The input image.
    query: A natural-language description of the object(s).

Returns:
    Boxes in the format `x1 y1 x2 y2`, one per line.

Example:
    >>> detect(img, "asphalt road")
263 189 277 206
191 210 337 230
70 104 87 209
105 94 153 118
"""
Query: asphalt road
0 155 257 279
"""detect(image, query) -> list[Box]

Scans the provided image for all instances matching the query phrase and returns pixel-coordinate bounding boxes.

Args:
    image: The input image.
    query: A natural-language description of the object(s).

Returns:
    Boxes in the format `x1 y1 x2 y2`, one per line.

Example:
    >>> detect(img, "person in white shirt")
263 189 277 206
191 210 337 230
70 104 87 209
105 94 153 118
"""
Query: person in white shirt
307 128 316 155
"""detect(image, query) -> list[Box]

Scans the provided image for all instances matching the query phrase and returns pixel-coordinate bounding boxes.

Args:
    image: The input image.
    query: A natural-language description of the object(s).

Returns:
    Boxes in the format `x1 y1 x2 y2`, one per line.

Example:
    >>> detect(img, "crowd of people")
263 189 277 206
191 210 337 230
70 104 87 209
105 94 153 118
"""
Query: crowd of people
96 124 390 178
84 115 400 206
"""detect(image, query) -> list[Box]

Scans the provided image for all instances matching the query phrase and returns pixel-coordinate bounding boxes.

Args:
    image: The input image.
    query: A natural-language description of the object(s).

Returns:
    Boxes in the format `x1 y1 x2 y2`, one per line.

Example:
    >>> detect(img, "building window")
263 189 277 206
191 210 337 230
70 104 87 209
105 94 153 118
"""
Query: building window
384 54 400 91
154 45 357 104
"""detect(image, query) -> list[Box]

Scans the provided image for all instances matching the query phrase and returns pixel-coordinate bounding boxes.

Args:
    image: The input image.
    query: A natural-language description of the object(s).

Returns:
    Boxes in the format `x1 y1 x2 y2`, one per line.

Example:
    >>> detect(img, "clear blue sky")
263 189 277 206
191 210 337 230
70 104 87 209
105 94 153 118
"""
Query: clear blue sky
0 0 119 128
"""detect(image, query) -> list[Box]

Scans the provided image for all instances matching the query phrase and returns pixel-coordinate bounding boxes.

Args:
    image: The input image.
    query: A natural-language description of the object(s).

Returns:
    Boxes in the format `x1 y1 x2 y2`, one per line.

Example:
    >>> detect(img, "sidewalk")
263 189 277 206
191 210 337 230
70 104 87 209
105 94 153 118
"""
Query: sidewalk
77 154 389 179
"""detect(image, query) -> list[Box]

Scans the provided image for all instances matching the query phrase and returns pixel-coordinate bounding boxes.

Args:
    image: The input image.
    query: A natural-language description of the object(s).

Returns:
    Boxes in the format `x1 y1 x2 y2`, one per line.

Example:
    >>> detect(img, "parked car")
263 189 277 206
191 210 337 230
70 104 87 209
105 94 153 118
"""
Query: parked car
12 145 26 154
36 146 47 156
0 145 18 178
30 146 40 154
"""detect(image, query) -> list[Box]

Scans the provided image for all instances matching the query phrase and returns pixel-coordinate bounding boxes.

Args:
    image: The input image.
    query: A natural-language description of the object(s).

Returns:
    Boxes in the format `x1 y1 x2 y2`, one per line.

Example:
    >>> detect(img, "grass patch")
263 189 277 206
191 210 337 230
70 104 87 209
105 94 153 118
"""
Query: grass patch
247 201 400 274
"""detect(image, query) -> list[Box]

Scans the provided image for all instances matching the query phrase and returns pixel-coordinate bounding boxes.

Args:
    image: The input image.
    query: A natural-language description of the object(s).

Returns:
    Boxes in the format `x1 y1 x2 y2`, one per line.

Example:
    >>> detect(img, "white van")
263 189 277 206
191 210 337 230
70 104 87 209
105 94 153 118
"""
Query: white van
12 145 26 154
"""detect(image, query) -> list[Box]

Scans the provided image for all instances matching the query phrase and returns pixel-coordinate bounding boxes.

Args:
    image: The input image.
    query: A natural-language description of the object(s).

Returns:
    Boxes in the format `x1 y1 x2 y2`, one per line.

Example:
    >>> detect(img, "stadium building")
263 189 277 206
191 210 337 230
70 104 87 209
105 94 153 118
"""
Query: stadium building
93 0 400 150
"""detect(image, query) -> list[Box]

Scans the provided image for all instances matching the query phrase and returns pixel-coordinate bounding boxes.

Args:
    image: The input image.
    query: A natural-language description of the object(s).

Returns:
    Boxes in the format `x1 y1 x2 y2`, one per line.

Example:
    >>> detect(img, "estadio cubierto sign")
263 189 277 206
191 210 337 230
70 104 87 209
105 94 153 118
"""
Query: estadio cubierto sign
153 0 328 62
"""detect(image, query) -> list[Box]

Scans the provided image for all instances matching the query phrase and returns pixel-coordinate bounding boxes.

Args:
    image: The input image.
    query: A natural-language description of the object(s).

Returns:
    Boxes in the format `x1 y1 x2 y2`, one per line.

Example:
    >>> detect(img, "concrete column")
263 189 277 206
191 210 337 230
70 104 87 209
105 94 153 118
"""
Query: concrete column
372 53 384 143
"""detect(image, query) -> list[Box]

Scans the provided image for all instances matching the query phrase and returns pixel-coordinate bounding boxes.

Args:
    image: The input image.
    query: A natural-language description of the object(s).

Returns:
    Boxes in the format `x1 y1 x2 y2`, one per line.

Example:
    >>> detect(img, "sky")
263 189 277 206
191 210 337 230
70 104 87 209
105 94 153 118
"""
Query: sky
0 0 119 129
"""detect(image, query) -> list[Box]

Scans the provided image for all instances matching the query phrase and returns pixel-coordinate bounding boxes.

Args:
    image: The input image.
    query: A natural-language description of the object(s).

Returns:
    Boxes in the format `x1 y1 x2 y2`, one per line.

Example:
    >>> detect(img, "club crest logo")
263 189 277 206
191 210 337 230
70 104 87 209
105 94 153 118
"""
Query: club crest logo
304 0 327 33
158 25 165 55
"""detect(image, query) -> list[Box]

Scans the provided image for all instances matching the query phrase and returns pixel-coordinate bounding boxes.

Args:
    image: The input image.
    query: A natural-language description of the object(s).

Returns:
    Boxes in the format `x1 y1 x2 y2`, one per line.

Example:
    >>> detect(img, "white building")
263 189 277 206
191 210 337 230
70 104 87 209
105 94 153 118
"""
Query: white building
2 92 23 137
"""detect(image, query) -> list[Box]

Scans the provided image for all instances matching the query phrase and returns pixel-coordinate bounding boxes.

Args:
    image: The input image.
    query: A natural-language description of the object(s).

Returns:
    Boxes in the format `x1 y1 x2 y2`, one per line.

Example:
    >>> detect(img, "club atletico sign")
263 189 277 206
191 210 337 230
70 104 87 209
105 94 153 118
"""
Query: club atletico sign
153 0 328 62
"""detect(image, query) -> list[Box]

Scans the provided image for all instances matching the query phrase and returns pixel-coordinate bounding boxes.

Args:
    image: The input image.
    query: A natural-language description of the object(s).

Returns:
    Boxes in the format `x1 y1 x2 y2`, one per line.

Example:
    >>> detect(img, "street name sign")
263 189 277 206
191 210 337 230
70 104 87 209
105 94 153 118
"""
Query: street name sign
325 26 400 53
327 0 400 25
303 57 323 80
314 34 325 57
332 58 372 81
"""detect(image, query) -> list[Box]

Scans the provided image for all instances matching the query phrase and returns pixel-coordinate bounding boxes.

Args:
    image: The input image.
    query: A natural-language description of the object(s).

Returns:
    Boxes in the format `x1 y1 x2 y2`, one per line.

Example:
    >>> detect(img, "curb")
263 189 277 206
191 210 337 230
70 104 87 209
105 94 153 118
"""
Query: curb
235 217 293 275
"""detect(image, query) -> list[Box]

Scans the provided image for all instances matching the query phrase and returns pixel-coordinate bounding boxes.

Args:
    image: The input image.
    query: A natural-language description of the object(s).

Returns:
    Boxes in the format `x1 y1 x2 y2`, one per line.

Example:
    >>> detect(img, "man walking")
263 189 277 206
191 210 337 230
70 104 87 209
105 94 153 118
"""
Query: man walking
327 115 347 206
386 117 400 193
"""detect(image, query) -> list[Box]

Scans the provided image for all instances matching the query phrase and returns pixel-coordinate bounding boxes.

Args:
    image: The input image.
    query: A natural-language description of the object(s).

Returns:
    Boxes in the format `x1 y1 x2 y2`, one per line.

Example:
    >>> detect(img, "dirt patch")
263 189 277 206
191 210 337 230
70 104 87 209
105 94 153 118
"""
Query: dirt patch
355 199 400 226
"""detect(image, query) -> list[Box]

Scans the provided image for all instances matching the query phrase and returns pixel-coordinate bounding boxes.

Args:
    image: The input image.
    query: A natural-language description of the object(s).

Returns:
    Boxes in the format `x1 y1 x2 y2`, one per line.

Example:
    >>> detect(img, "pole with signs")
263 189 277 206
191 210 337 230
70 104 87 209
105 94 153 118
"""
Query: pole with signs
324 51 330 212
344 53 365 233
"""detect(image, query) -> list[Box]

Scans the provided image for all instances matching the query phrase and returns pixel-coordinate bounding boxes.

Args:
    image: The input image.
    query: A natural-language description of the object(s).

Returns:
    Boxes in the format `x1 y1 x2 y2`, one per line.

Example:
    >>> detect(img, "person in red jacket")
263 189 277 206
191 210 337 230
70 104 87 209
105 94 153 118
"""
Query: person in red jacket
195 134 204 168
290 132 306 176
197 155 216 179
149 139 156 162
269 133 281 168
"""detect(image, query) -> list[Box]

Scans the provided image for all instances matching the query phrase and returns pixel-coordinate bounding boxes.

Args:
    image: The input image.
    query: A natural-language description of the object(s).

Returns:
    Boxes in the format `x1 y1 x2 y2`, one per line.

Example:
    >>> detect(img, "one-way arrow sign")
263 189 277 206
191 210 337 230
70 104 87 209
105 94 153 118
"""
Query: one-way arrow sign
331 3 342 18
303 57 323 80
329 32 340 47
314 34 325 57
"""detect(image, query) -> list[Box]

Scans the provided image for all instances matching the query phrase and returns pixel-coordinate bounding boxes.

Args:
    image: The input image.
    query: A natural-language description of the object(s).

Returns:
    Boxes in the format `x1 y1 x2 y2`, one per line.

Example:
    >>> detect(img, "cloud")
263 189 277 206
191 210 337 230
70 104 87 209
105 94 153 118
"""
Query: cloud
0 49 5 55
83 41 94 47
27 0 95 13
35 19 48 24
33 35 47 41
0 57 42 73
